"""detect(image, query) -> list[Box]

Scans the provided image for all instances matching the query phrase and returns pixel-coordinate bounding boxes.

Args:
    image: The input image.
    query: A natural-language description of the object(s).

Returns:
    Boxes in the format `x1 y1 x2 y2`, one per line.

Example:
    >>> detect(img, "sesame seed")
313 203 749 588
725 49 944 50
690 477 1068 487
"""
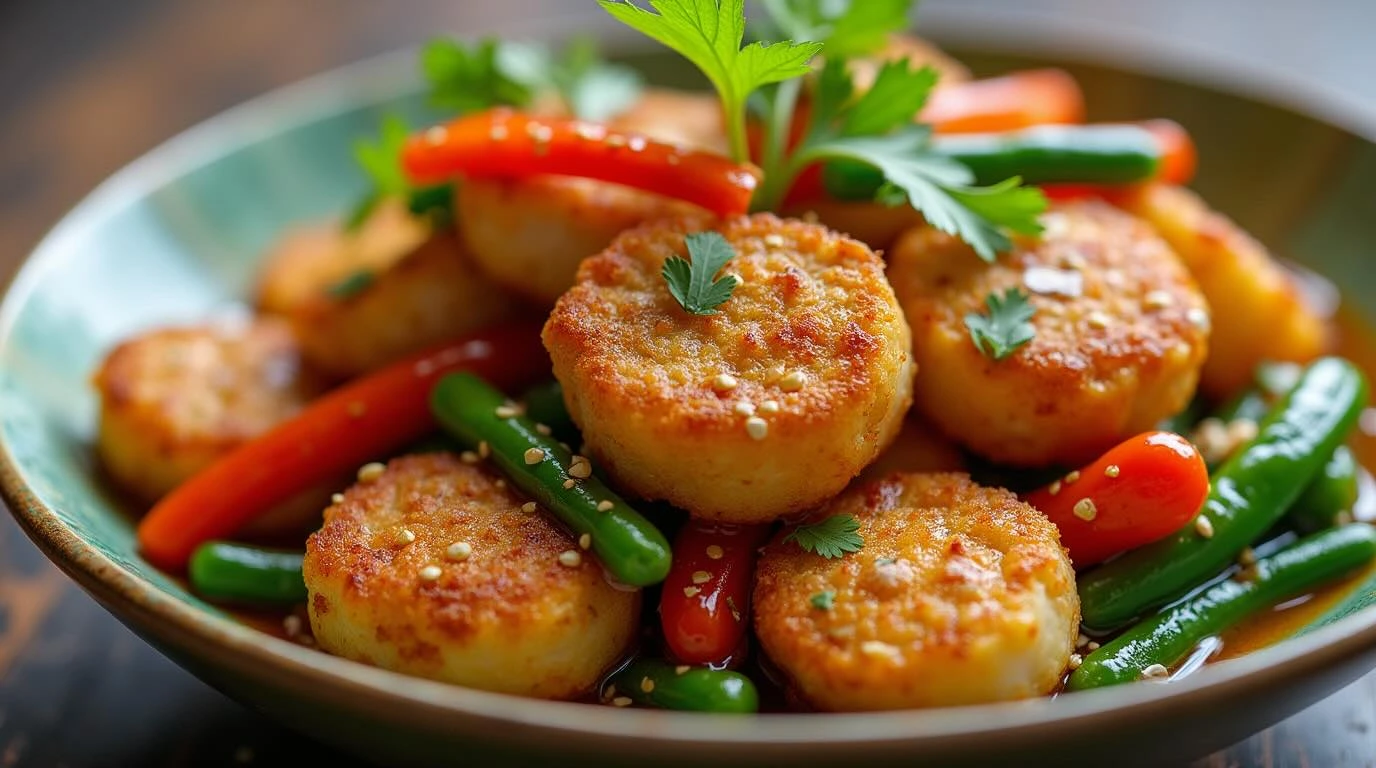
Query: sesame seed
558 550 582 568
612 696 633 707
745 416 769 440
1077 633 1091 648
1104 464 1121 478
568 457 593 479
397 528 416 545
1239 547 1257 566
706 545 725 560
460 450 479 464
1072 498 1098 521
523 447 545 465
425 126 448 144
579 533 592 550
418 565 442 582
1065 470 1081 484
675 665 690 675
1227 418 1259 446
733 401 756 416
759 400 780 414
521 502 538 514
1187 307 1211 330
283 614 303 638
1195 515 1215 539
779 370 807 392
495 404 520 419
1144 290 1174 310
478 441 490 459
535 423 552 436
1085 310 1112 329
640 677 655 693
711 373 739 392
1069 653 1083 670
860 640 899 658
766 364 786 382
829 625 855 639
446 541 472 561
347 400 366 417
691 570 712 584
563 479 577 489
1140 663 1169 680
1086 641 1100 651
596 500 614 512
1048 480 1062 496
357 462 386 483
331 493 345 504
764 234 785 247
683 586 701 598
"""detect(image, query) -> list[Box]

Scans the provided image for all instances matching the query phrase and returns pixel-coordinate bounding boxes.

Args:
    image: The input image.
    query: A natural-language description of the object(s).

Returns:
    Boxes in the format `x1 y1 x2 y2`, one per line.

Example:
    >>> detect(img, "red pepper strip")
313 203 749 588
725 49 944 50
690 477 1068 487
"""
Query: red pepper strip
660 521 772 666
401 109 762 219
1022 431 1210 568
137 323 549 571
922 68 1085 133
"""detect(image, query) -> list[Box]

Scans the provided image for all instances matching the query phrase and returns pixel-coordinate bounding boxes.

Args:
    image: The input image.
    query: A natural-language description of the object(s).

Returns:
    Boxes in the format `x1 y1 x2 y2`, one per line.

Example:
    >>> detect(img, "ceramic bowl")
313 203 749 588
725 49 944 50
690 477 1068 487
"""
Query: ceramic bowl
5 14 1376 768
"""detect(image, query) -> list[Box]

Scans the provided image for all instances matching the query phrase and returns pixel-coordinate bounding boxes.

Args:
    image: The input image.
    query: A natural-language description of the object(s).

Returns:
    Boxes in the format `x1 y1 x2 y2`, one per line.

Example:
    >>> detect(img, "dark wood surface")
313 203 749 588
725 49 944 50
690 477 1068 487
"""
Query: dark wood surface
1 2 1374 766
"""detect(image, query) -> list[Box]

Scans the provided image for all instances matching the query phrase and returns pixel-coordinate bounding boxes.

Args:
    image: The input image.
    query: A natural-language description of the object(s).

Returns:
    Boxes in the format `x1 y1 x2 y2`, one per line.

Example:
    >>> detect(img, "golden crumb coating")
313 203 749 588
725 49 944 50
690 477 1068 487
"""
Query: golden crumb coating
289 223 520 380
754 472 1078 711
255 198 429 316
1119 183 1331 398
888 200 1210 467
457 176 698 306
93 317 322 502
304 453 639 699
544 213 914 523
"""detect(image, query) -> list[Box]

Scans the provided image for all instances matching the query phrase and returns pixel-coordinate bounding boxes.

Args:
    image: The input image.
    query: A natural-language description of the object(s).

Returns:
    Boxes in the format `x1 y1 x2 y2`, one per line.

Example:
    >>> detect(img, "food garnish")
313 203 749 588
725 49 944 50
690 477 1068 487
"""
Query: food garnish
783 513 864 558
662 231 741 315
964 287 1036 360
809 590 835 610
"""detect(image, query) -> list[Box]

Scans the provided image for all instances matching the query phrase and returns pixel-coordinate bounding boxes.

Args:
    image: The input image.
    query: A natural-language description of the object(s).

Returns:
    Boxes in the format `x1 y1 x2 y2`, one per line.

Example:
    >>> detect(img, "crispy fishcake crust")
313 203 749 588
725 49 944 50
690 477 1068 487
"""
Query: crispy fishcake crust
543 213 914 522
754 472 1078 711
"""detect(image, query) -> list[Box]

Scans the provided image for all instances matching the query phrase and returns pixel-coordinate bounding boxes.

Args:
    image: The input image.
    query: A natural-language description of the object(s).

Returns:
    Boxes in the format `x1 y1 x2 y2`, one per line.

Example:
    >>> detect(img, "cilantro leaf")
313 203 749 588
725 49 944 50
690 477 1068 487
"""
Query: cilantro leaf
551 37 644 121
841 59 938 136
783 514 864 559
422 38 534 113
662 231 740 315
810 591 836 610
965 287 1037 360
599 0 821 162
760 0 912 57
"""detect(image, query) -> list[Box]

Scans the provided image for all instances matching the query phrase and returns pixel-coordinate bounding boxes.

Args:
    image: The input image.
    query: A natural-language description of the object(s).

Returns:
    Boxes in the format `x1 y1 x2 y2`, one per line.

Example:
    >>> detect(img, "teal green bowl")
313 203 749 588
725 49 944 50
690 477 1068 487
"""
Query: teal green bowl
6 26 1376 768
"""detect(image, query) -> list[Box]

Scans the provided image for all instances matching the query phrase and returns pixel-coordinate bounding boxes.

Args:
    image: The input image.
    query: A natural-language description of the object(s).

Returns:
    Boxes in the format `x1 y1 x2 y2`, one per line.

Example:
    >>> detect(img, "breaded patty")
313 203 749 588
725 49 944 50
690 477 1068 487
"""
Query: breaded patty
888 200 1210 467
93 316 322 502
304 453 639 699
289 225 519 379
753 472 1078 711
1119 183 1330 398
457 176 698 306
544 213 914 523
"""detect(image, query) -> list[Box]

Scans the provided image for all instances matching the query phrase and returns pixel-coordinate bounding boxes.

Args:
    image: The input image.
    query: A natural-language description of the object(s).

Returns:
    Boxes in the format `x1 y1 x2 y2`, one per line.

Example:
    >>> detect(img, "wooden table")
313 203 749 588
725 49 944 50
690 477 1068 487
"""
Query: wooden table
1 2 1373 766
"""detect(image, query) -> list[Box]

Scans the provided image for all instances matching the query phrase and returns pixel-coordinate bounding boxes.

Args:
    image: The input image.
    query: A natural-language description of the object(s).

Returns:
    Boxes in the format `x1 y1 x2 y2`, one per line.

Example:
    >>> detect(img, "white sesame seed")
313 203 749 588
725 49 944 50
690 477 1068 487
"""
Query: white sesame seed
1187 307 1211 330
460 450 479 464
1227 418 1259 447
521 502 538 514
1048 480 1062 496
612 696 633 707
1077 633 1091 648
766 364 786 382
1086 641 1100 651
558 550 582 568
675 665 690 675
596 500 614 512
397 528 416 545
733 401 756 416
523 447 545 465
764 234 785 247
1065 470 1081 484
711 373 739 392
357 462 386 483
579 533 592 550
418 565 442 582
683 586 701 598
535 423 552 436
568 457 593 479
495 404 520 419
691 570 712 584
745 416 769 440
563 478 577 489
1068 653 1083 670
1144 291 1174 310
860 640 900 658
1104 464 1121 478
1086 310 1112 329
446 541 472 561
779 370 807 392
758 400 779 415
1072 498 1098 521
331 493 345 504
1195 515 1215 539
1140 663 1169 680
640 677 655 693
706 545 725 560
478 441 490 459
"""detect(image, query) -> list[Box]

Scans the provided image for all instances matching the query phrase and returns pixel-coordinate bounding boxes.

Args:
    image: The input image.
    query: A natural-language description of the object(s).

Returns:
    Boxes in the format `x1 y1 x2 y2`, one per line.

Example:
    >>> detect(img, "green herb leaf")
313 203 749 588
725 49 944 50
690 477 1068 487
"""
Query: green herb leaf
662 231 740 315
760 0 911 57
810 591 836 610
964 287 1036 360
783 514 864 559
599 0 821 162
422 38 535 113
327 270 376 299
551 37 644 121
841 59 938 136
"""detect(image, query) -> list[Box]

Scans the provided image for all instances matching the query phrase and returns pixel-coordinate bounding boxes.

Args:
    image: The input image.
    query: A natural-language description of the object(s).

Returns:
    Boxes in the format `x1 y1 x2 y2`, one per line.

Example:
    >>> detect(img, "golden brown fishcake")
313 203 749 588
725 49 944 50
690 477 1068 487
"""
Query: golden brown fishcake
1119 183 1331 398
289 224 520 380
753 472 1078 711
888 200 1210 467
457 175 698 306
304 453 639 699
543 213 914 523
93 317 323 502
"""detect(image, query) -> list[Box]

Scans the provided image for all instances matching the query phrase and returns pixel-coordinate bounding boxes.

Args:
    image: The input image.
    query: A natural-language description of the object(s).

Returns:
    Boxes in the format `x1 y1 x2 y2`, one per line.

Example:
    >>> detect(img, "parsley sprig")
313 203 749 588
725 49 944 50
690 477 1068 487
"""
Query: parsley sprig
783 514 864 559
663 232 741 315
965 287 1036 360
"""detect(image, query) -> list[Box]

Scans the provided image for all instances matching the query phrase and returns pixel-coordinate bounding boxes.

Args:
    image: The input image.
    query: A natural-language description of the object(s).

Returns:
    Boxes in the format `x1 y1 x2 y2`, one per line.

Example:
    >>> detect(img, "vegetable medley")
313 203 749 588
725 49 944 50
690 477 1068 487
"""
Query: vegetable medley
92 0 1375 713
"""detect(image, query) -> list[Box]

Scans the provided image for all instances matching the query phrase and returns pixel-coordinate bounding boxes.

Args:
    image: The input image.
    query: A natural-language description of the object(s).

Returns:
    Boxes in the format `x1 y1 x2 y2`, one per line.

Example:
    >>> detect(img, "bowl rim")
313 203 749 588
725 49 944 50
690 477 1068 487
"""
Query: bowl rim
4 9 1376 751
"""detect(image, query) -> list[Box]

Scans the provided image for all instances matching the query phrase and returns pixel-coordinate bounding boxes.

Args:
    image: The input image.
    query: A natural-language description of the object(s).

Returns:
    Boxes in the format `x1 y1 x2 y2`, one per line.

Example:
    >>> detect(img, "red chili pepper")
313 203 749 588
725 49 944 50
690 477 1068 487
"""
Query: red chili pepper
137 323 549 571
659 521 771 666
922 68 1085 133
401 109 762 219
1022 431 1210 568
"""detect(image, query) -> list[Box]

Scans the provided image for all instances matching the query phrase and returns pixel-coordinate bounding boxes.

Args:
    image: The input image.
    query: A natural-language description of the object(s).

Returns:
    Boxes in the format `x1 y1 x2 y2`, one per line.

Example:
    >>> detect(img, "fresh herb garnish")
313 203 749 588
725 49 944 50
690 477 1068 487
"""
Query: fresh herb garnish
783 514 864 559
965 287 1036 360
550 37 644 121
759 0 910 57
662 231 741 315
346 114 456 231
810 590 836 610
422 38 535 113
598 0 822 163
326 270 376 299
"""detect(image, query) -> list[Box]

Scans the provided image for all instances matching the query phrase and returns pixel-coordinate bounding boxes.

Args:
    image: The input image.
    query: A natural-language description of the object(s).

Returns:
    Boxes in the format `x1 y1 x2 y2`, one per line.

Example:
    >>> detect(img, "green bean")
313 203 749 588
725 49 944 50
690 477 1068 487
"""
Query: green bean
605 659 759 713
1288 446 1360 534
430 372 672 587
1068 523 1376 690
189 541 307 604
521 379 580 444
1078 357 1368 631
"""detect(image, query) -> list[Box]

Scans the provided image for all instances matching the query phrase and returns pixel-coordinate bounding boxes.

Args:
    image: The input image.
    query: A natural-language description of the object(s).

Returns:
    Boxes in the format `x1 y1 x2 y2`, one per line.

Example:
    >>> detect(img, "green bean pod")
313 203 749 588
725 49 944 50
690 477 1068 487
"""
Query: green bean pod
430 372 672 587
189 541 307 604
605 659 759 713
1078 357 1368 631
521 379 580 444
1287 446 1360 534
1068 523 1376 690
